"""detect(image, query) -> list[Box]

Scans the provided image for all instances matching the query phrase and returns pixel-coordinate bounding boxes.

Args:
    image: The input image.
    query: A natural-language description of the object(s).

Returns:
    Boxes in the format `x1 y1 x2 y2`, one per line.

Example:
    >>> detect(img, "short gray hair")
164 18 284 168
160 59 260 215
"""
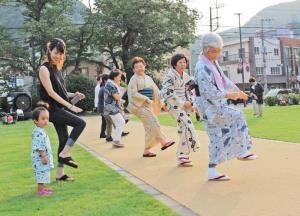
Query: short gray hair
201 32 223 53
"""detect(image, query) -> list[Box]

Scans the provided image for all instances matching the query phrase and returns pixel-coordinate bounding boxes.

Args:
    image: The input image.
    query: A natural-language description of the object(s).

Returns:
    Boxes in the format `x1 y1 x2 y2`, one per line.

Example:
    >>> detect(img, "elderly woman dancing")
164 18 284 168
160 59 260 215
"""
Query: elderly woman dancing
127 57 175 157
194 32 257 181
161 54 200 167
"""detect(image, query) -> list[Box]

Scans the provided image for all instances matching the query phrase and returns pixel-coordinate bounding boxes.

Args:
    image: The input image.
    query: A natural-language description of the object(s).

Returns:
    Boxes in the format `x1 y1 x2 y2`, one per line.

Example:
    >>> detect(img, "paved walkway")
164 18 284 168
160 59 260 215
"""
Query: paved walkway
78 116 300 216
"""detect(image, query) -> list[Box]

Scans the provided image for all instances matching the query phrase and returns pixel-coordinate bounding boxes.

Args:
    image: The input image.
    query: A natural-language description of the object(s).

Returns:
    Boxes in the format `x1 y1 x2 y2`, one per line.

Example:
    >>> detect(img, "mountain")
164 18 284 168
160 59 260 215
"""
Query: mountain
0 1 87 39
221 0 300 42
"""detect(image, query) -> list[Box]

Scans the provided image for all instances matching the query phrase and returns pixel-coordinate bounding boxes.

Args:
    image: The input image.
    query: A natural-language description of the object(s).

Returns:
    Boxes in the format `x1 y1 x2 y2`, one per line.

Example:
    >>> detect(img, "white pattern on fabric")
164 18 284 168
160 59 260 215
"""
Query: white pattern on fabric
194 56 252 165
160 69 199 157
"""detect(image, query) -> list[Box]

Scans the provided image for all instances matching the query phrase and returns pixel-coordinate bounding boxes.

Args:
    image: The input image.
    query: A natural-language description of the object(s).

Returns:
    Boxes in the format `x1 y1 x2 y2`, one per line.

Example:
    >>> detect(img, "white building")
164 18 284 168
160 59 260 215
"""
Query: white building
219 37 285 89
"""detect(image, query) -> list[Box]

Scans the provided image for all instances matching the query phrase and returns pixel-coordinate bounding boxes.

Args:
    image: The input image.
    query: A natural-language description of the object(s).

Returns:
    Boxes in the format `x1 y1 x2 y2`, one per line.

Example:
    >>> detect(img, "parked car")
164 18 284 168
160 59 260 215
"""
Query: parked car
265 89 293 97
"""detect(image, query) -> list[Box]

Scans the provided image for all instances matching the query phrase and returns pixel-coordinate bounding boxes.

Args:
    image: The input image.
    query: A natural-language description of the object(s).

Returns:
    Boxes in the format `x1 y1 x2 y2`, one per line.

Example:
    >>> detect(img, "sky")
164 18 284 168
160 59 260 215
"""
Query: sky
81 0 295 33
187 0 295 33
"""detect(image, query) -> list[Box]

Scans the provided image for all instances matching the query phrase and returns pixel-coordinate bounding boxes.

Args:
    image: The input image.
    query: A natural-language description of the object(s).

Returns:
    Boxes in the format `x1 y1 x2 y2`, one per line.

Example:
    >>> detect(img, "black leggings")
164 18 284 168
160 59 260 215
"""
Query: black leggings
100 115 106 136
50 108 86 161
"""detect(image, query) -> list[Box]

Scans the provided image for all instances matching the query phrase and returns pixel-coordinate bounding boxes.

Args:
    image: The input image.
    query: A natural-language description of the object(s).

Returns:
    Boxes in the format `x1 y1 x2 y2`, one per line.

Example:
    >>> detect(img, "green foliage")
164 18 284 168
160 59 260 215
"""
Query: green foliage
0 26 28 73
66 74 95 111
288 93 300 105
92 0 200 80
1 0 91 77
264 96 278 106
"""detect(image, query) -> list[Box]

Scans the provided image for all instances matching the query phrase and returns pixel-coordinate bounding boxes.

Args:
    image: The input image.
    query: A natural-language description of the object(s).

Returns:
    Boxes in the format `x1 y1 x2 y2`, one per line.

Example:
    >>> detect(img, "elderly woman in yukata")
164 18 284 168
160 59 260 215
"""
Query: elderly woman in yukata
194 32 258 181
127 57 175 157
160 54 200 167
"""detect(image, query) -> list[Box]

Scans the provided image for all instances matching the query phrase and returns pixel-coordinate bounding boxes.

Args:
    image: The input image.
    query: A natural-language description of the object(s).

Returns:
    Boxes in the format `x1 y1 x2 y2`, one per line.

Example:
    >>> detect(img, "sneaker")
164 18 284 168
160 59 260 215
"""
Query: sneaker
106 136 113 142
100 134 106 138
121 132 130 137
112 141 124 148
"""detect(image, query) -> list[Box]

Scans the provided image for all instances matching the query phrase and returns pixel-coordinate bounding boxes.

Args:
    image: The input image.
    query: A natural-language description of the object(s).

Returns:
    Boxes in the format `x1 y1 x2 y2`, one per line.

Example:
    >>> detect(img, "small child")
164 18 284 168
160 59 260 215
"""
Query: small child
31 102 54 196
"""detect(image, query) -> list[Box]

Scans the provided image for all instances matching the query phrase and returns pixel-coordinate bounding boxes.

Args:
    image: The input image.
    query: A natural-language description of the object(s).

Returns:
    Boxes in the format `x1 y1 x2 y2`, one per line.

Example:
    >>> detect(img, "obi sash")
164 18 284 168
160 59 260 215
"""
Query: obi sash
138 88 153 100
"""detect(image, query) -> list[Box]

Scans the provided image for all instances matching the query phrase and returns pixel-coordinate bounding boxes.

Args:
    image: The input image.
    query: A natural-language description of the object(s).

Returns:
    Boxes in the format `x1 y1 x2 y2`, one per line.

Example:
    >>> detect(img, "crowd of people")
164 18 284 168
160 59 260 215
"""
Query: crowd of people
31 32 258 196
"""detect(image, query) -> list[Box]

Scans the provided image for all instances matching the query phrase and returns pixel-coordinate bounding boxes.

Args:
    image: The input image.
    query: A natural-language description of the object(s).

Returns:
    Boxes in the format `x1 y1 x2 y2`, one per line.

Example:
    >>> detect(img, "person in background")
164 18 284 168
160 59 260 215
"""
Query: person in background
98 74 114 142
104 70 127 148
249 77 264 117
95 75 107 138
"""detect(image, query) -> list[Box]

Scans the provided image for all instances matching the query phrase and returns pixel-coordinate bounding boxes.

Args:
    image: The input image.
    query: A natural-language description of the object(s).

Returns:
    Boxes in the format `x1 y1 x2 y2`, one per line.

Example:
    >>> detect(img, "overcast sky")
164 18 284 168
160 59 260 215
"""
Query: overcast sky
82 0 295 33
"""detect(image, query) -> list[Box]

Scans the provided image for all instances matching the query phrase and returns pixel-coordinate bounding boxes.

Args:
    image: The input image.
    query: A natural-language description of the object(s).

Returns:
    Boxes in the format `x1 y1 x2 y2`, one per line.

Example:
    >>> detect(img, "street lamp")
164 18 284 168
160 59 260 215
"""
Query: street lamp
235 13 245 91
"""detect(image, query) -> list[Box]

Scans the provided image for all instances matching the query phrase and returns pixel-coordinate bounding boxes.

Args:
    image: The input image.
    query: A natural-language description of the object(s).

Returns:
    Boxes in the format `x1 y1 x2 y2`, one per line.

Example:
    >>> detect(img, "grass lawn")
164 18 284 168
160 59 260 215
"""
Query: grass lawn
0 121 178 216
131 105 300 143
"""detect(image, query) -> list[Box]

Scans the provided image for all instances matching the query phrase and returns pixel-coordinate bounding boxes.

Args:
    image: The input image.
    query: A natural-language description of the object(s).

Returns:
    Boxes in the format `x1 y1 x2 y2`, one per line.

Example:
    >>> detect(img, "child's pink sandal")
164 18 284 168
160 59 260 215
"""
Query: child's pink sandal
37 188 53 196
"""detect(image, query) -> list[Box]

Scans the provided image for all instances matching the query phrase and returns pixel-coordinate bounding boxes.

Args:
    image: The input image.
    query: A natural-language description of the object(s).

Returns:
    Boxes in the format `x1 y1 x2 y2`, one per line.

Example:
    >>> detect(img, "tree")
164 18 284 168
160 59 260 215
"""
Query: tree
66 0 98 74
16 0 76 77
92 0 200 81
0 26 28 74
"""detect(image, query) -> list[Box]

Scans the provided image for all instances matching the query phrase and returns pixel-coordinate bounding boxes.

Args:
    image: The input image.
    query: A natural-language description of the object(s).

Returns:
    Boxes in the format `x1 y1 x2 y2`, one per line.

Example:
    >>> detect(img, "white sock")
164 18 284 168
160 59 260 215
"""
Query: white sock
208 168 222 178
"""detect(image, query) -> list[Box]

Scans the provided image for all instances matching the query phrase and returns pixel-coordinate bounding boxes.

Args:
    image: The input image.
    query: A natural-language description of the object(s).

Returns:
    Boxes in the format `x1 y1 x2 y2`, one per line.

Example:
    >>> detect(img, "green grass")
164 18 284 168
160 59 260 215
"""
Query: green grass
0 121 178 216
132 106 300 143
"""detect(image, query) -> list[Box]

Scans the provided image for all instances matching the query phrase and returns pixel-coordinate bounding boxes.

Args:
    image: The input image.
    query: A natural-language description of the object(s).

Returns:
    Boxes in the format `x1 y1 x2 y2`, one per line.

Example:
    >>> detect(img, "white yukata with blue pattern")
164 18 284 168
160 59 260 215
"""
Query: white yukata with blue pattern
32 127 54 183
193 56 253 165
160 69 199 159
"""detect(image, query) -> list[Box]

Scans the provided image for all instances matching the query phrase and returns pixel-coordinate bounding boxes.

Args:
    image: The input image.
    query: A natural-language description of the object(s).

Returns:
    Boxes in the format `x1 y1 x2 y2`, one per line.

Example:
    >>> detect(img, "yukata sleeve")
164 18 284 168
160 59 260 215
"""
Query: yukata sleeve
224 76 240 92
160 72 185 108
195 64 227 100
32 131 47 152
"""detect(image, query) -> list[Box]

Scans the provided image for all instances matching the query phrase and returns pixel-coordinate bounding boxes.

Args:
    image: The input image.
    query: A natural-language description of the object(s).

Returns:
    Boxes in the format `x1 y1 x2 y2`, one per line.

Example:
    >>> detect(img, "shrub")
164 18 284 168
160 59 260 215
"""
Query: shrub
66 75 96 111
289 93 300 105
264 96 278 106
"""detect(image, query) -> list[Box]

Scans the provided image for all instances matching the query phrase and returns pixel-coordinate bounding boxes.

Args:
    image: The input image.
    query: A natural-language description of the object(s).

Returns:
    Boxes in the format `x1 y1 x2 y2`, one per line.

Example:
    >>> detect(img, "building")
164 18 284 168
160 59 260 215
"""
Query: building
219 37 284 89
65 57 111 80
279 37 300 89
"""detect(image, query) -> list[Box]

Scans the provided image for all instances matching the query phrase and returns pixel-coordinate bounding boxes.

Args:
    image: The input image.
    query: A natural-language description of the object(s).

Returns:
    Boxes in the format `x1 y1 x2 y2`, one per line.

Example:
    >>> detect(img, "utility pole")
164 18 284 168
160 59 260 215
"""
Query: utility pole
260 18 271 94
209 0 224 32
235 13 245 91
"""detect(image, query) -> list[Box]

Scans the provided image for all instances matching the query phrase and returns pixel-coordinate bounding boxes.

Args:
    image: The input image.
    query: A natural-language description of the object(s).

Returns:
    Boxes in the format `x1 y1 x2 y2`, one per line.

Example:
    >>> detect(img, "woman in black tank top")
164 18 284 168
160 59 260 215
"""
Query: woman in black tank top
38 38 86 181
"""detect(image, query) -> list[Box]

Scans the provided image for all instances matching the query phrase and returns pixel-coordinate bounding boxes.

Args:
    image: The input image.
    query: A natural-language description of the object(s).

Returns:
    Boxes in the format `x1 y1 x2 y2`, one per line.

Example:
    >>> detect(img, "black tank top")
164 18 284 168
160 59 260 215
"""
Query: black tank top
39 62 69 112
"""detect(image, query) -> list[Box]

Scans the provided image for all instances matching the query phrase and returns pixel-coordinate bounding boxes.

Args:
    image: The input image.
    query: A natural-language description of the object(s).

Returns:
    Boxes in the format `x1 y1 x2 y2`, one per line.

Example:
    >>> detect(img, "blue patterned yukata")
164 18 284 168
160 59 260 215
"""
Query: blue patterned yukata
194 55 253 165
32 127 54 183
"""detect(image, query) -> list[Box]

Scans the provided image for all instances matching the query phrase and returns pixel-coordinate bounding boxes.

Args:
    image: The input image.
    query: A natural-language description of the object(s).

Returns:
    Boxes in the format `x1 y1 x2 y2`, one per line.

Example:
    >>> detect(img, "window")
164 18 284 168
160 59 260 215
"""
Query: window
274 48 279 56
239 48 245 58
223 70 228 77
256 67 264 75
254 47 260 55
223 51 228 61
270 67 281 75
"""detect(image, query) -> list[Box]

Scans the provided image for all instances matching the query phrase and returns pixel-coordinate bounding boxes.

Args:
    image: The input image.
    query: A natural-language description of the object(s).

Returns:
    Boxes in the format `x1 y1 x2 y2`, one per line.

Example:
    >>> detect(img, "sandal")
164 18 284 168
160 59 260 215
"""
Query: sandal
58 156 78 168
177 157 193 167
143 152 157 157
56 174 75 182
161 141 175 150
208 175 230 181
37 188 53 196
237 153 258 161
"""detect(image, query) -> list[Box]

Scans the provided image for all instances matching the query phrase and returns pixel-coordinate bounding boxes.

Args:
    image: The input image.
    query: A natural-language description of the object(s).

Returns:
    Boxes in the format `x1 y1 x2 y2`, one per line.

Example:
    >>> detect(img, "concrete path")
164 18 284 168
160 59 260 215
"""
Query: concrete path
78 116 300 216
